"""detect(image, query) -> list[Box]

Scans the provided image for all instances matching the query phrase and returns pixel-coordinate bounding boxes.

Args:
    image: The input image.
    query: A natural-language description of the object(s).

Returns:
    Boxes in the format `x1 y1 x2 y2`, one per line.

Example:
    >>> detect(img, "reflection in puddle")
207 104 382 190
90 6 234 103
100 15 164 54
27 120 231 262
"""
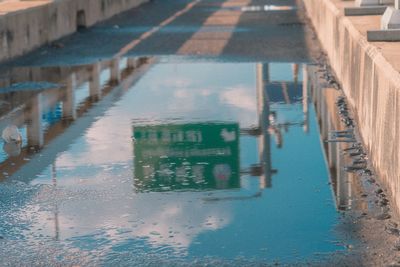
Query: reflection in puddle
133 122 240 192
305 65 368 212
0 59 357 264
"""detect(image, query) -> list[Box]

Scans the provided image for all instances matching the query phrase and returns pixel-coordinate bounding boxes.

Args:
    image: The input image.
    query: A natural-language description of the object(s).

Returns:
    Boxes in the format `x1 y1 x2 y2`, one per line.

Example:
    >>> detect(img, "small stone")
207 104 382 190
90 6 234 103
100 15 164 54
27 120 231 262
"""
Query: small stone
363 169 372 176
380 201 389 207
376 213 391 220
394 241 400 251
388 229 400 236
375 189 383 195
51 42 64 49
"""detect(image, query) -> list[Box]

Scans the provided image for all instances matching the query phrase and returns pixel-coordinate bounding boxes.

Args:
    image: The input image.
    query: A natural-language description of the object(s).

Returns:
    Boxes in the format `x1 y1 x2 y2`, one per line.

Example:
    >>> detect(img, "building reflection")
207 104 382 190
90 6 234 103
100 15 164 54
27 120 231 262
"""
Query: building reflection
0 56 153 181
306 64 368 212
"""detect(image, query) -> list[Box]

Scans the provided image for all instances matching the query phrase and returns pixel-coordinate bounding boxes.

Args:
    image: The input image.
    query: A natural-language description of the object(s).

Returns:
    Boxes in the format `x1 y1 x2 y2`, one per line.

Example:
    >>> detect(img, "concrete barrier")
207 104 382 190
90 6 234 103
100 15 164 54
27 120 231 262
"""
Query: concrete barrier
303 0 400 213
0 0 148 63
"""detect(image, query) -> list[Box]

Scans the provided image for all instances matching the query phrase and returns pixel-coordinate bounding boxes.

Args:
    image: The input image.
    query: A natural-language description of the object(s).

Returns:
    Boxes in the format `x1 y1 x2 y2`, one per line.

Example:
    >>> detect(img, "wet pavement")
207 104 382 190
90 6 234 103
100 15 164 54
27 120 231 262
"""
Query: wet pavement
0 0 394 266
7 0 317 66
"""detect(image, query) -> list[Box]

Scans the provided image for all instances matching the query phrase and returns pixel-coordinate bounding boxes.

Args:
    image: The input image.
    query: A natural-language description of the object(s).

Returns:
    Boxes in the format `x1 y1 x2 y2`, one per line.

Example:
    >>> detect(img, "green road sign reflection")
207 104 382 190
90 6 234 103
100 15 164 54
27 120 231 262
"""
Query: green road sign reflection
133 123 240 192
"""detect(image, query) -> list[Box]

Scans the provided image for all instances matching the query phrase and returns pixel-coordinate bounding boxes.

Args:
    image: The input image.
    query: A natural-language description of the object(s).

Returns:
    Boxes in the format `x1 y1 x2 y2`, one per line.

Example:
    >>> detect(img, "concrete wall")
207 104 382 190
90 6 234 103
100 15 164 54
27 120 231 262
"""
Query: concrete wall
303 0 400 213
0 0 148 63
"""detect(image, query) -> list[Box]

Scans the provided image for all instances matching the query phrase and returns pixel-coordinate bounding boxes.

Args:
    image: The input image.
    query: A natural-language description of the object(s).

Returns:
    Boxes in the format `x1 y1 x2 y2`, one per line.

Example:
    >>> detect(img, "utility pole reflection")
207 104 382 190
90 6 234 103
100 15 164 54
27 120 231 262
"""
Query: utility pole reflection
257 63 273 189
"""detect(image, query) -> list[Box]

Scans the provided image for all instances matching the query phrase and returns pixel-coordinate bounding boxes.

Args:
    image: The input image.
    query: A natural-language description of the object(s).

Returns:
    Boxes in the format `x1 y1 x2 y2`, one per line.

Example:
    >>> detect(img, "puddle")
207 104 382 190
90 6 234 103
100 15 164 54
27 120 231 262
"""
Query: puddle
0 58 360 265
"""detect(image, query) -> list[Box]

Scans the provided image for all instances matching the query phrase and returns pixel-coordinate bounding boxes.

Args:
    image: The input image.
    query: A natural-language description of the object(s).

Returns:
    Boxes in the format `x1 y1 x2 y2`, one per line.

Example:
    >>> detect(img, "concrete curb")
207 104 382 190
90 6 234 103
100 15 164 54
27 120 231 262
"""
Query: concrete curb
0 0 148 63
303 0 400 214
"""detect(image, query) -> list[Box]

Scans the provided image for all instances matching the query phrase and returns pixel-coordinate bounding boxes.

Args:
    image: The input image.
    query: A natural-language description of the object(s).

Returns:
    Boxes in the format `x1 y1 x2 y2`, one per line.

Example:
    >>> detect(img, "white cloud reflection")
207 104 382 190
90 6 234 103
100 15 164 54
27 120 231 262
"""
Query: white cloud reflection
30 183 232 255
220 85 257 111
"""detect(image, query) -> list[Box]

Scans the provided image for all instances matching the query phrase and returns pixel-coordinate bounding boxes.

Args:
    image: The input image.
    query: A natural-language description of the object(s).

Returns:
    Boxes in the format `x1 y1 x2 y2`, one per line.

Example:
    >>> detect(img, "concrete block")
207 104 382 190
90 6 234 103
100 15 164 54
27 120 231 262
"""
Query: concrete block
354 0 393 6
344 6 387 16
355 0 380 6
381 7 400 29
367 29 400 40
